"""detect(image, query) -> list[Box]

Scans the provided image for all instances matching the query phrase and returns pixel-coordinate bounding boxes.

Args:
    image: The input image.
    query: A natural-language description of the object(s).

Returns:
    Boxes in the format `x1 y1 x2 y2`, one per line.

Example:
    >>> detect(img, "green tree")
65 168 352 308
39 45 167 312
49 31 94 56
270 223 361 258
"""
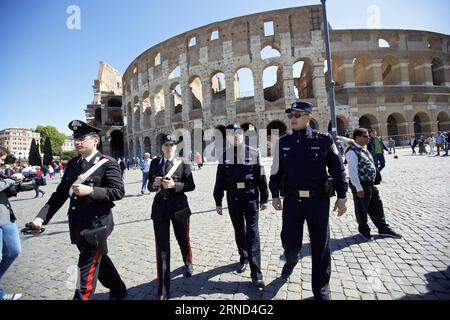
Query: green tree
43 137 53 166
4 149 16 165
28 138 42 166
35 125 67 156
60 150 78 161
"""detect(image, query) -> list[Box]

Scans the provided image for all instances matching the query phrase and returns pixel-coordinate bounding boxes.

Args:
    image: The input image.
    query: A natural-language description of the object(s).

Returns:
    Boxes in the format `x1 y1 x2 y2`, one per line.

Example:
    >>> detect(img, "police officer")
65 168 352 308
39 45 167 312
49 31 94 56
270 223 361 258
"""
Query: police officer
269 102 348 300
213 123 268 289
30 120 127 300
148 134 195 300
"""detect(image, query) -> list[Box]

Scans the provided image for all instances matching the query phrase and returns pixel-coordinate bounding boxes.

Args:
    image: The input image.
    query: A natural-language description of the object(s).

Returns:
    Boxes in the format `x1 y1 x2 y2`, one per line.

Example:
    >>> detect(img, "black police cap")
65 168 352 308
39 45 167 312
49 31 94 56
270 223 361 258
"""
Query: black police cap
68 120 101 139
225 123 241 131
161 134 177 145
285 101 313 113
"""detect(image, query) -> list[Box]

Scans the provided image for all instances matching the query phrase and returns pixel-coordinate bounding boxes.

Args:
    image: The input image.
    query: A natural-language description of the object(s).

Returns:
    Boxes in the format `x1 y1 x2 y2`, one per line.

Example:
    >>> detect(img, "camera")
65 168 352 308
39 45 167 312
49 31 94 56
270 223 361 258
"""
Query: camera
4 176 47 198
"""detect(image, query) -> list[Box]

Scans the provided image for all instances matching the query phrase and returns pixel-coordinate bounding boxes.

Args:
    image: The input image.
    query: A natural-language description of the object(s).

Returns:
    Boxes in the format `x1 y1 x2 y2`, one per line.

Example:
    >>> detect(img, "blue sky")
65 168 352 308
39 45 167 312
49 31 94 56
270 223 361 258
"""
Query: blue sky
0 0 449 135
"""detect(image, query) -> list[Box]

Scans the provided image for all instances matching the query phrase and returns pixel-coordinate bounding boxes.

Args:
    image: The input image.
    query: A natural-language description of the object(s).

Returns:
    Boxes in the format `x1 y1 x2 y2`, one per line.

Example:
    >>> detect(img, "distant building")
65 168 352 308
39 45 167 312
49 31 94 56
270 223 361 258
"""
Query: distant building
85 61 125 158
0 128 41 160
62 136 75 152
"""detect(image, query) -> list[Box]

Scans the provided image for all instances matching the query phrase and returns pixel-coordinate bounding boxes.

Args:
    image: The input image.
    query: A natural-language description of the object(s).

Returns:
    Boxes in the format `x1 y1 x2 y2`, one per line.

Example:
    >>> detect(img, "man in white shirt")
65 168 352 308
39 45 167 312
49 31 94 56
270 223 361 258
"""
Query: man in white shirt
345 128 401 241
140 153 151 194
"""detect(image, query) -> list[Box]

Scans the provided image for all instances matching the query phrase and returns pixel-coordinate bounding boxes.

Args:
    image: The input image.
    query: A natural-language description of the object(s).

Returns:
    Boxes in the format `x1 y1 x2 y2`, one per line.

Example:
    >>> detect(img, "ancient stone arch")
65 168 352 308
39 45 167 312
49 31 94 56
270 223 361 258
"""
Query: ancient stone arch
121 6 449 157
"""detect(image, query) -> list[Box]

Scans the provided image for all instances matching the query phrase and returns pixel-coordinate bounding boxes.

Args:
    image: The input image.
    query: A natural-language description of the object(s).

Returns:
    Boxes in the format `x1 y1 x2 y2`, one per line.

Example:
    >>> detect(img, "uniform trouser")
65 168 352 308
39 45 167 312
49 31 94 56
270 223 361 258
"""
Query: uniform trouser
227 198 262 281
281 196 331 299
73 242 126 300
350 183 389 235
153 216 192 296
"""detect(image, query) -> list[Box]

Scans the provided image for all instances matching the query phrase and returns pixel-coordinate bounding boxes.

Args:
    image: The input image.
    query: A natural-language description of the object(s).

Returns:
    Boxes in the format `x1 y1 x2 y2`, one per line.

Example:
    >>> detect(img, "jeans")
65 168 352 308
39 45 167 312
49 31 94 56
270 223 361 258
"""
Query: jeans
372 153 386 171
141 172 149 193
0 221 21 298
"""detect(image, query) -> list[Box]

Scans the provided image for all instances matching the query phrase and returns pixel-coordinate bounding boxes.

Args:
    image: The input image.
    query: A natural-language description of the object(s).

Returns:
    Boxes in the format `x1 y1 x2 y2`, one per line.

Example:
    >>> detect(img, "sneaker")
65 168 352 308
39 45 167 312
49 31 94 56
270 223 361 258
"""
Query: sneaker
358 232 374 241
378 228 402 239
281 262 296 280
1 293 22 300
184 263 194 278
234 261 248 273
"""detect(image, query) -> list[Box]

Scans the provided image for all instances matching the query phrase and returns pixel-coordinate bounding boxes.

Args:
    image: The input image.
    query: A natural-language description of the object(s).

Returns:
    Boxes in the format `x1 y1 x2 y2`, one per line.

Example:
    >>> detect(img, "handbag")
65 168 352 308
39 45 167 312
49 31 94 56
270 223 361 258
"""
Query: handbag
374 169 382 185
80 214 114 254
174 207 191 223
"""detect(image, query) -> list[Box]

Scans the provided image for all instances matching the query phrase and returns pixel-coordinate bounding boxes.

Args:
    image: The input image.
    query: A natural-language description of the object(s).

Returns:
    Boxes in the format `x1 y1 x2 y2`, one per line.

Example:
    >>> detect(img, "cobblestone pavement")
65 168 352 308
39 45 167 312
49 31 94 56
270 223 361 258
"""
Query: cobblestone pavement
3 148 449 300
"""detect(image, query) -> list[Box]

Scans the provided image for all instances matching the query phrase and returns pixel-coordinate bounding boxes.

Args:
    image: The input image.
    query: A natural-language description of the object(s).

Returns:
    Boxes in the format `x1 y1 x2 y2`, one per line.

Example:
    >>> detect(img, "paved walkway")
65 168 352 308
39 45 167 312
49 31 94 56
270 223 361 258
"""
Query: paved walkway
3 148 450 300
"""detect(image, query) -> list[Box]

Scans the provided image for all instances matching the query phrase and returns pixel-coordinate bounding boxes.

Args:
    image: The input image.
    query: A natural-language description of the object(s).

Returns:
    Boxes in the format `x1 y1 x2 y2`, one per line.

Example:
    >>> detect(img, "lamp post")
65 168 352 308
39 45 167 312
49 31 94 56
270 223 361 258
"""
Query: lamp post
321 0 338 140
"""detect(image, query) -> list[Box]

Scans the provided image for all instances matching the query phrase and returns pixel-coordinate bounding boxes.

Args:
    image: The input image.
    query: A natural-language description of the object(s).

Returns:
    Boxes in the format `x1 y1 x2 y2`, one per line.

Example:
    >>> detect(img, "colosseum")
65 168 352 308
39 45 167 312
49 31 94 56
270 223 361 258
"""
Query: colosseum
121 5 450 159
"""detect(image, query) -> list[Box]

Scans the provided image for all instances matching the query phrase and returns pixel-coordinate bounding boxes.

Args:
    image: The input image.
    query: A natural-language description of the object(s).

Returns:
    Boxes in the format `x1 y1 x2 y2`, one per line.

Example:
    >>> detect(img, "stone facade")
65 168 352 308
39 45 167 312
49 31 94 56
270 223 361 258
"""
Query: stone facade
85 61 125 158
121 5 450 158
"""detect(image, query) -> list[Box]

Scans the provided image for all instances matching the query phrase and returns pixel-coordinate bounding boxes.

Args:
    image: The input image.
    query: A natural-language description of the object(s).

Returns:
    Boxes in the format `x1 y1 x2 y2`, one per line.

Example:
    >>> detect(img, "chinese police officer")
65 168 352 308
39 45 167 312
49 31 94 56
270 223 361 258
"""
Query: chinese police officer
269 102 348 300
213 123 269 289
31 120 127 300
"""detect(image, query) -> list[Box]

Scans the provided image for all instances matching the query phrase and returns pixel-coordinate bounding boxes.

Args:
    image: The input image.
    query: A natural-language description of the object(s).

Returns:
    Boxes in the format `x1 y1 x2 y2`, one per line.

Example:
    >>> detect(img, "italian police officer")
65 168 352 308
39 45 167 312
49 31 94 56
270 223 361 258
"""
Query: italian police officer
148 134 195 300
30 120 127 300
269 102 348 300
213 123 269 289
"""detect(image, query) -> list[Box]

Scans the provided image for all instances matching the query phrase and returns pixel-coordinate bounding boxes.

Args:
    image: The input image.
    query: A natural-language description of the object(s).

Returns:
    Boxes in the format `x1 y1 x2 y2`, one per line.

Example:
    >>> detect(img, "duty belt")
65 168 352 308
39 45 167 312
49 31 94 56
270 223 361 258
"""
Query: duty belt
285 188 325 198
226 181 257 190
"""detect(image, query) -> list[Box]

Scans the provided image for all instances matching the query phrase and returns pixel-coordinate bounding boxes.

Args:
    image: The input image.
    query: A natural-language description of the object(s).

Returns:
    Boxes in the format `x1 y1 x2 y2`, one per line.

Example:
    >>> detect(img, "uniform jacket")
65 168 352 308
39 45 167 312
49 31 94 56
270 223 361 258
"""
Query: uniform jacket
37 151 124 244
213 144 269 207
147 156 195 221
269 127 348 199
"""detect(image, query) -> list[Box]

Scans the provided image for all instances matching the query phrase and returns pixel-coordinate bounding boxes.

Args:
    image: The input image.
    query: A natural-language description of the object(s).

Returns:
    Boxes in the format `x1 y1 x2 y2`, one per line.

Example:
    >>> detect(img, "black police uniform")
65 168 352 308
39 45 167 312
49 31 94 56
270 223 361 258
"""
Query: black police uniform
213 124 269 285
36 120 127 300
147 135 195 299
269 102 348 300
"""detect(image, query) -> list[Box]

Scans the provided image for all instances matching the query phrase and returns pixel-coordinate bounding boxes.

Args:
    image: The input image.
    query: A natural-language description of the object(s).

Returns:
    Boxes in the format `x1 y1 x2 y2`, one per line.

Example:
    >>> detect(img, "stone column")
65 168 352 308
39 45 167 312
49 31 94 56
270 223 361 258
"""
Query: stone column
283 62 296 107
139 101 144 132
442 63 450 87
370 58 383 87
419 62 434 86
341 58 355 88
225 70 236 122
163 85 172 127
253 68 265 113
311 58 329 131
398 58 410 86
376 106 388 137
201 78 213 126
149 94 156 128
403 105 414 137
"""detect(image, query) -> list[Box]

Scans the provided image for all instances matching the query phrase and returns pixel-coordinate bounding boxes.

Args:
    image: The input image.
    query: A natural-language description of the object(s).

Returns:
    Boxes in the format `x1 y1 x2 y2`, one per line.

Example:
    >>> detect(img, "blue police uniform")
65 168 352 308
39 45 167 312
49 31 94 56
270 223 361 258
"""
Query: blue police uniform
213 124 269 287
269 102 348 300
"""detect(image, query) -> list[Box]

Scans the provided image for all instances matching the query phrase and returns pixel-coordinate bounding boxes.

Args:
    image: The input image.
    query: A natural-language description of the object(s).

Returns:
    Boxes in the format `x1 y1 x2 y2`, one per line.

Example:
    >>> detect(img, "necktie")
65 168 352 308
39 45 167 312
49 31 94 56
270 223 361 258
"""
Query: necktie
164 159 171 174
80 158 88 173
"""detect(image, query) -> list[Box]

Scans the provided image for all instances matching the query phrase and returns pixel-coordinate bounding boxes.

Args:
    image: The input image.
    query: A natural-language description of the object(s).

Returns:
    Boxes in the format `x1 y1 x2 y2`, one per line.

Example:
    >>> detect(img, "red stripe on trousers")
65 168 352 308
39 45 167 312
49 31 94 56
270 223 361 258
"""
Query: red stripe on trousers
155 243 160 288
186 217 192 262
82 249 101 300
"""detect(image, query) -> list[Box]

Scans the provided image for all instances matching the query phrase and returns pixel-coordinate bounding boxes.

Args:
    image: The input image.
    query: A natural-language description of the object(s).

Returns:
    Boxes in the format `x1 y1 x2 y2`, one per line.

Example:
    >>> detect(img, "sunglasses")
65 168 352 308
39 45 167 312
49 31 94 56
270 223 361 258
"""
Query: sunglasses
287 112 310 119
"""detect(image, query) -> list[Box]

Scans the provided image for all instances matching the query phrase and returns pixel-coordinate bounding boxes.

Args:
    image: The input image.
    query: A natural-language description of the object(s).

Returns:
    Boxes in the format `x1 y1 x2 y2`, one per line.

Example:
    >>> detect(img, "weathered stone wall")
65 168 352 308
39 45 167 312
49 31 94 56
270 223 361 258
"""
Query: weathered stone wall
122 5 450 157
